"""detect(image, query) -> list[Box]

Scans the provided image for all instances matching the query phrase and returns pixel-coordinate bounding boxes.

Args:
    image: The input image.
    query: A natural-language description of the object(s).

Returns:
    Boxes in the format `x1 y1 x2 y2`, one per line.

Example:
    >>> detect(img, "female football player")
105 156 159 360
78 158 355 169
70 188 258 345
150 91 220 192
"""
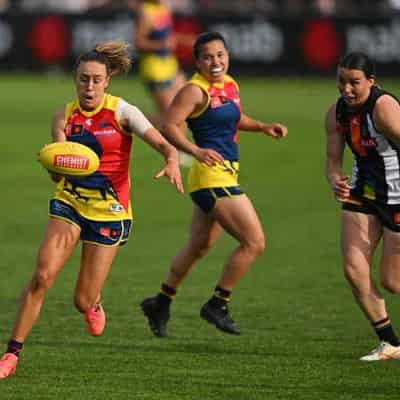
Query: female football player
132 0 186 127
325 52 400 361
0 40 183 379
140 31 288 337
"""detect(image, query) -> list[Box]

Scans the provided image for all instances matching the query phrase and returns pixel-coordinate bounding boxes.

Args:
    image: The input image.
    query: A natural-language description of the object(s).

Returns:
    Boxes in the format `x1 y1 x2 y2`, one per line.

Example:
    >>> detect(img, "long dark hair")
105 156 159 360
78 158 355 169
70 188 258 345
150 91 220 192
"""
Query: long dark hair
338 52 375 79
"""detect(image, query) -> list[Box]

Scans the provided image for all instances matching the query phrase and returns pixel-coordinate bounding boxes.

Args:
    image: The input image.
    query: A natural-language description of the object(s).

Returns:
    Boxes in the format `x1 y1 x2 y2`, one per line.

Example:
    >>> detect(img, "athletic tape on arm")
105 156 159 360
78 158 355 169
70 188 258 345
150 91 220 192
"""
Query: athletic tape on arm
116 99 153 137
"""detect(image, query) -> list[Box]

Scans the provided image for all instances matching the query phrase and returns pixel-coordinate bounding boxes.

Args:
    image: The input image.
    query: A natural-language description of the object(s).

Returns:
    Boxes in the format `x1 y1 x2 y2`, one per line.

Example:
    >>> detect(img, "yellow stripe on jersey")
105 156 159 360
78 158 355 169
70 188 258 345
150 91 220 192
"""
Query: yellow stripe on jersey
188 73 240 119
53 178 132 221
187 159 239 193
65 93 119 119
64 93 125 136
188 73 211 118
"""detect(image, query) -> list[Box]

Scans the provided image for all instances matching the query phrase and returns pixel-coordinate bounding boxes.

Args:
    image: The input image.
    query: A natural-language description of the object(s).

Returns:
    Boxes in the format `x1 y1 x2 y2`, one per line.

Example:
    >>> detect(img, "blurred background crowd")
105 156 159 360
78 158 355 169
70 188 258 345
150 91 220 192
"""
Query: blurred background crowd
1 0 400 16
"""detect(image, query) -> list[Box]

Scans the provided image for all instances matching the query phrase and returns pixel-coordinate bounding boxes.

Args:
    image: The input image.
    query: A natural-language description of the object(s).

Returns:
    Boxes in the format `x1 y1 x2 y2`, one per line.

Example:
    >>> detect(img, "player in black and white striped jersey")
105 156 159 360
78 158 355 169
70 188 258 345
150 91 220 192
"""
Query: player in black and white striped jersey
326 51 400 361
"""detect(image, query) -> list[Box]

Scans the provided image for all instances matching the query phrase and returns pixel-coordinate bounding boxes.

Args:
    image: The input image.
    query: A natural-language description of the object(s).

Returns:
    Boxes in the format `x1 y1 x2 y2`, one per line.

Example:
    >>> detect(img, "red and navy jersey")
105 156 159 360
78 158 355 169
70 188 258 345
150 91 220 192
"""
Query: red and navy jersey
63 93 132 212
142 1 173 57
187 73 242 162
336 86 400 204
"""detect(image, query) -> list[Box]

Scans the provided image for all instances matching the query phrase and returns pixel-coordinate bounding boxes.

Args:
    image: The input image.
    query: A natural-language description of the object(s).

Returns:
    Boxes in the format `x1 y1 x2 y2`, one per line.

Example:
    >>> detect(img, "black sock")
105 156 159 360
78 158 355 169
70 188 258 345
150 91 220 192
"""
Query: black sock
208 286 231 309
373 317 400 346
157 283 176 307
6 339 23 357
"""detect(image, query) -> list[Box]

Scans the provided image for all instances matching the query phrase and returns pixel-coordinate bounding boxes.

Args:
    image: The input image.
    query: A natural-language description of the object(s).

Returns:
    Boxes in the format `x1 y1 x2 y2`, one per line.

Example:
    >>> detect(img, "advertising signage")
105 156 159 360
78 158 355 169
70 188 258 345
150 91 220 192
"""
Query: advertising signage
0 12 400 76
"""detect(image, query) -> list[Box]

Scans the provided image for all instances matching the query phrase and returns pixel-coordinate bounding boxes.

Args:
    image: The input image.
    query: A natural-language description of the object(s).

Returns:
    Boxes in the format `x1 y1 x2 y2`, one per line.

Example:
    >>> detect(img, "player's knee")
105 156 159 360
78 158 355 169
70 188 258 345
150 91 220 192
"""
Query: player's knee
190 238 214 259
196 244 212 259
381 278 400 294
245 235 265 258
31 269 56 292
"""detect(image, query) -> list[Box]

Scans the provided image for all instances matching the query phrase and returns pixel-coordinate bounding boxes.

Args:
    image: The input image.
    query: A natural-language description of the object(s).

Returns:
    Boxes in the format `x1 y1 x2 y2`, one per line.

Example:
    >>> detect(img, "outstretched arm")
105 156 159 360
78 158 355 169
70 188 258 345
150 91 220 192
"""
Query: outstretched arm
142 127 184 193
325 103 350 202
118 101 183 193
238 113 288 138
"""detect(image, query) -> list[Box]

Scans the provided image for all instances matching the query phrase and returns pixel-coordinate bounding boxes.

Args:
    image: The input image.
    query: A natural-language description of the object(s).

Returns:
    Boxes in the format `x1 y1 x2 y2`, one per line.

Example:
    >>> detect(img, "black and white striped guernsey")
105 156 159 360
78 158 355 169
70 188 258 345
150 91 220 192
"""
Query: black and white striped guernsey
336 86 400 204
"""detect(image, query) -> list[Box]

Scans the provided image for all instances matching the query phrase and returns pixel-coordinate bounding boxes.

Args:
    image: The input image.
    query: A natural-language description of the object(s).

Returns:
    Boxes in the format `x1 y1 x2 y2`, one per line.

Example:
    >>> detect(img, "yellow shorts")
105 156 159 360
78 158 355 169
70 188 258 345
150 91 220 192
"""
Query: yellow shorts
187 160 239 193
139 53 179 85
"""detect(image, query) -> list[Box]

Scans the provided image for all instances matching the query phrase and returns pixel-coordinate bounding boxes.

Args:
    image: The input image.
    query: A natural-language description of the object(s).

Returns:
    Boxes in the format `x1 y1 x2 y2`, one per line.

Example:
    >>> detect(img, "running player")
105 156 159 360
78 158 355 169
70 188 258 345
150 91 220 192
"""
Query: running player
132 0 186 127
140 32 287 337
0 40 182 379
325 52 400 361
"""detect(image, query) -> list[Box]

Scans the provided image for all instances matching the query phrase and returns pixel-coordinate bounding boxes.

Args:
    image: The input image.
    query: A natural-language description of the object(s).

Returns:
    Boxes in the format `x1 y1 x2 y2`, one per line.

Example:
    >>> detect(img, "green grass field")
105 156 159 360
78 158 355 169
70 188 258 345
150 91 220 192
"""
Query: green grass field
1 74 400 399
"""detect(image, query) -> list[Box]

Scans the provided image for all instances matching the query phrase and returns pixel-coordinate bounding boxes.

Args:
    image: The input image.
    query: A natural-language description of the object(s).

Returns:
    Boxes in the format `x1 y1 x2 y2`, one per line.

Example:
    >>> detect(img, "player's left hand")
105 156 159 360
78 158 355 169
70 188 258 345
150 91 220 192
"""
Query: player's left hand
262 123 288 139
49 172 63 183
154 158 184 193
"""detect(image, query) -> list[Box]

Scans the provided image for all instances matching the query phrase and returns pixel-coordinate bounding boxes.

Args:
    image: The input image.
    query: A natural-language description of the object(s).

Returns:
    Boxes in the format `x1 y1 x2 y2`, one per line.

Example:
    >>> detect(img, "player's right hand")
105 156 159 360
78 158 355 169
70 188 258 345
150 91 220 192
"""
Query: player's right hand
332 175 351 202
194 148 224 166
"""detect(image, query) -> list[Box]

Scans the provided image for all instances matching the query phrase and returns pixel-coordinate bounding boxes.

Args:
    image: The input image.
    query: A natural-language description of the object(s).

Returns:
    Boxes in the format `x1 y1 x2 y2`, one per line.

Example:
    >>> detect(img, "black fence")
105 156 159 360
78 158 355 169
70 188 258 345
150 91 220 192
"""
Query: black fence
1 12 400 76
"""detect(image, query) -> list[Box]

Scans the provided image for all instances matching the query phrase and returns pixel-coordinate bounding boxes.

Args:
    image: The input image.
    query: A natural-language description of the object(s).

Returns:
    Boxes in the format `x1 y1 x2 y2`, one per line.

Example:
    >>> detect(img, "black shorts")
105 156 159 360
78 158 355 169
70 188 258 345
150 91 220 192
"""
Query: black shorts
342 196 400 232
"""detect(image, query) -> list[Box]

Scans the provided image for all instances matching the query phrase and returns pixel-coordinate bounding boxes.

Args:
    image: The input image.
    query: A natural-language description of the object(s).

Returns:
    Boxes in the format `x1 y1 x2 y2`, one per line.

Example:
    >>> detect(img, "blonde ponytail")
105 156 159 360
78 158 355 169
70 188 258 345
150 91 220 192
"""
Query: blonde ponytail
75 40 132 76
95 41 132 76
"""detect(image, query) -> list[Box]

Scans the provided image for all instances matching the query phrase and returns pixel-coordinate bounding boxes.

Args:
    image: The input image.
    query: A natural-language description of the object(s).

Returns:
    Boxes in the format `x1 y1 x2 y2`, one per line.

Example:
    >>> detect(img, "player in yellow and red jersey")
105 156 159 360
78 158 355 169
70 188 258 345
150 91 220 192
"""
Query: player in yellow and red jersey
132 0 186 127
140 32 288 337
0 40 183 379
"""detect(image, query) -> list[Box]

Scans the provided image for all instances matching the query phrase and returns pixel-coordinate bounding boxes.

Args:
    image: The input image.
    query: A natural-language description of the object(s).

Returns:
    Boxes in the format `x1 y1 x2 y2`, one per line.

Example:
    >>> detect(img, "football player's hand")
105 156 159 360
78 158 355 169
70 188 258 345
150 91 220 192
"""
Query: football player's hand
194 147 224 166
331 175 351 202
154 158 184 193
49 172 63 183
261 123 288 139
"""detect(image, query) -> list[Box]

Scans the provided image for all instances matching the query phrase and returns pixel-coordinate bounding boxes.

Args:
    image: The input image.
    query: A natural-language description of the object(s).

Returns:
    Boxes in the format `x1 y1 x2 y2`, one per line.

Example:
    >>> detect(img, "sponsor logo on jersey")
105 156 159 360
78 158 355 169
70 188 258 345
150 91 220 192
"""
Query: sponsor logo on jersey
93 128 117 136
211 96 229 108
351 117 359 126
109 203 123 212
71 124 83 136
99 121 111 128
361 138 377 148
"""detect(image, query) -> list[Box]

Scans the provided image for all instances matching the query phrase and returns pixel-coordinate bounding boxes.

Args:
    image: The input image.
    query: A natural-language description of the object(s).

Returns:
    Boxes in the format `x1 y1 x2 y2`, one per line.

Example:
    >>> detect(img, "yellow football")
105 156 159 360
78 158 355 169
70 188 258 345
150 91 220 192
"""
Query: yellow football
38 142 100 177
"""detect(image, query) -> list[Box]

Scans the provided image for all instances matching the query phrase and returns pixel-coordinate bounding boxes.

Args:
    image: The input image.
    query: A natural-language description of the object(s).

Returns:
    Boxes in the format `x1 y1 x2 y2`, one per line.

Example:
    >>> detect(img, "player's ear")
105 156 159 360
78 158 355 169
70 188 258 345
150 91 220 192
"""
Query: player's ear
105 74 111 89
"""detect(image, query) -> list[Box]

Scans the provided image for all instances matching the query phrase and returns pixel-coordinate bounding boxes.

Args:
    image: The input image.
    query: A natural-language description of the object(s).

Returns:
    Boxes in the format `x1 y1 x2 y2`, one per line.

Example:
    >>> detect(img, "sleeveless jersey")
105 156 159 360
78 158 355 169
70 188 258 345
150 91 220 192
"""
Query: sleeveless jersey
142 2 173 57
186 73 242 192
336 86 400 204
138 2 178 84
53 93 133 221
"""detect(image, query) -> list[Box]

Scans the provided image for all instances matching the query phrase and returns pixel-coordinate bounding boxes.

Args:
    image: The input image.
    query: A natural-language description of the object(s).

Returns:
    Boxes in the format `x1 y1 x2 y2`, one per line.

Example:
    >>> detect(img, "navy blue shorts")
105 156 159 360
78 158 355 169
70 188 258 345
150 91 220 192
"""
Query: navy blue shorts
145 78 175 92
190 186 243 213
49 199 132 246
